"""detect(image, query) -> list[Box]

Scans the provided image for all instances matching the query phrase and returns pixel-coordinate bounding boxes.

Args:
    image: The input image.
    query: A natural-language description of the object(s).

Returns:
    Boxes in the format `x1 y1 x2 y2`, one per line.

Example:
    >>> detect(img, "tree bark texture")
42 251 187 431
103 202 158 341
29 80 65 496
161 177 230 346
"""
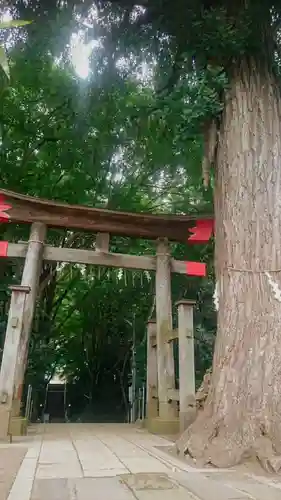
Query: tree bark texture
176 59 281 472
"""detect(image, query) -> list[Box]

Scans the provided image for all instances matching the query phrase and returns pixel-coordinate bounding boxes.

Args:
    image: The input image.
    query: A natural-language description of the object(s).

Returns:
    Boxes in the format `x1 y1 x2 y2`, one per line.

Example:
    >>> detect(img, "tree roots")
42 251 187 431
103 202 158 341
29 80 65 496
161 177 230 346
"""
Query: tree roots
175 369 281 473
175 411 281 473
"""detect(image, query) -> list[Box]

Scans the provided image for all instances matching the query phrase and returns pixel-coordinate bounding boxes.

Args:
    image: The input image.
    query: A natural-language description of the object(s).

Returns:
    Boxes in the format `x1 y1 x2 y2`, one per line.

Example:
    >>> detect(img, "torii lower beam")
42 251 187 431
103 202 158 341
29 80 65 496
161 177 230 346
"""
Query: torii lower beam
6 242 188 274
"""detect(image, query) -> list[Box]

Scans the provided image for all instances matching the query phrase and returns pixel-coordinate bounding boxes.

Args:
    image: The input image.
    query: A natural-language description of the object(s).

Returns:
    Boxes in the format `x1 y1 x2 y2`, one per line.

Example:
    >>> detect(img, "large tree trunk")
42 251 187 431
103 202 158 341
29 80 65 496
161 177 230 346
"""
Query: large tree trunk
176 59 281 472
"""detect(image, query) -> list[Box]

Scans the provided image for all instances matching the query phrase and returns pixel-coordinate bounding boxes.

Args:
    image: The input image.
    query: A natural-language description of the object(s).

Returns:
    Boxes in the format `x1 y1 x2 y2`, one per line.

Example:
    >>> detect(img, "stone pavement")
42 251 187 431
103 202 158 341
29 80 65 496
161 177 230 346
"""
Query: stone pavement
1 423 281 499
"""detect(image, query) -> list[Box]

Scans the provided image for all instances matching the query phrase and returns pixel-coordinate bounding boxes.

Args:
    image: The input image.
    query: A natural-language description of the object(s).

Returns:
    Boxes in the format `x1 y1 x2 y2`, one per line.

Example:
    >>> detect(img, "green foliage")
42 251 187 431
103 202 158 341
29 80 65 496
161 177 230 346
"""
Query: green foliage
0 19 32 79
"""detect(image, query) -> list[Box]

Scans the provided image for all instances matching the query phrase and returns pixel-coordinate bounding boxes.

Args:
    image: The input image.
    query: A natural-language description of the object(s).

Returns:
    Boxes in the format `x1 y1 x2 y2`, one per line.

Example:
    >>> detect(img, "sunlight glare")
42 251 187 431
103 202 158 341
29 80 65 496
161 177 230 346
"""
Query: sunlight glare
70 31 96 79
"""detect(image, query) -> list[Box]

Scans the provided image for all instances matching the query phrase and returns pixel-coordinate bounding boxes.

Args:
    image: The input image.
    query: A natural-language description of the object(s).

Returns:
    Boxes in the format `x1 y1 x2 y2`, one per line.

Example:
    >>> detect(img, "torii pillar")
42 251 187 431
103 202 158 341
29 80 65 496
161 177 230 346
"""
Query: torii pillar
176 299 196 433
0 222 46 438
147 238 179 434
0 286 30 439
14 222 47 414
146 319 158 420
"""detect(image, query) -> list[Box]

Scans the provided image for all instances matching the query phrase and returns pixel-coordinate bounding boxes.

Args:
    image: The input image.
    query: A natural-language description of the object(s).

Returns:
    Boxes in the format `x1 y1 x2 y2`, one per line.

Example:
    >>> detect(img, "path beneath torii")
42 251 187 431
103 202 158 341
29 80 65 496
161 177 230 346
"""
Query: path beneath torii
2 424 281 500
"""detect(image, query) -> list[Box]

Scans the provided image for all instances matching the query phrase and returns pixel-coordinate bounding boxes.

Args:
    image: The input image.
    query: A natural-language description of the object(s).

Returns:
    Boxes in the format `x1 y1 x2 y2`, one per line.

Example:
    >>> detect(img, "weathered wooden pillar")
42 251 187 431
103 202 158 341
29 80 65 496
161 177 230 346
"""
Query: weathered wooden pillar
146 320 158 420
95 232 110 252
0 285 30 439
13 222 47 413
155 238 177 424
176 299 196 433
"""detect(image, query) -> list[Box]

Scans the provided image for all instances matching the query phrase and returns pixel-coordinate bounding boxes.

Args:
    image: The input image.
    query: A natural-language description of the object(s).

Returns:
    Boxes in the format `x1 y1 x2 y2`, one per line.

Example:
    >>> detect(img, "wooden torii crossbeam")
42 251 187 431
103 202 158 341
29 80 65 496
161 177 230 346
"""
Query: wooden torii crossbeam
0 188 213 242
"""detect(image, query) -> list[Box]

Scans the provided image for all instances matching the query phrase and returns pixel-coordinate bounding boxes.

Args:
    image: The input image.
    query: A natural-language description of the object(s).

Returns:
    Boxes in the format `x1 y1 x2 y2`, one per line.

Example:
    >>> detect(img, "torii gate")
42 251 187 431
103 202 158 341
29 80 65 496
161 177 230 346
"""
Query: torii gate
0 189 213 439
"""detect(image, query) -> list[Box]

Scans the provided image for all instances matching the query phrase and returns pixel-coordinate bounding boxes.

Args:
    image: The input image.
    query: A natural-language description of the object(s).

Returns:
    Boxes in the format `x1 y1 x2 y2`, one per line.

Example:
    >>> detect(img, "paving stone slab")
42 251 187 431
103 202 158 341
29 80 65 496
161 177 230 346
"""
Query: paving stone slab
205 471 281 500
83 467 128 477
36 463 82 479
222 479 281 500
0 447 27 500
8 457 38 500
173 472 251 500
120 473 195 500
246 474 281 490
134 491 197 500
79 458 125 469
31 479 70 500
122 457 171 474
71 477 136 500
8 477 35 500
